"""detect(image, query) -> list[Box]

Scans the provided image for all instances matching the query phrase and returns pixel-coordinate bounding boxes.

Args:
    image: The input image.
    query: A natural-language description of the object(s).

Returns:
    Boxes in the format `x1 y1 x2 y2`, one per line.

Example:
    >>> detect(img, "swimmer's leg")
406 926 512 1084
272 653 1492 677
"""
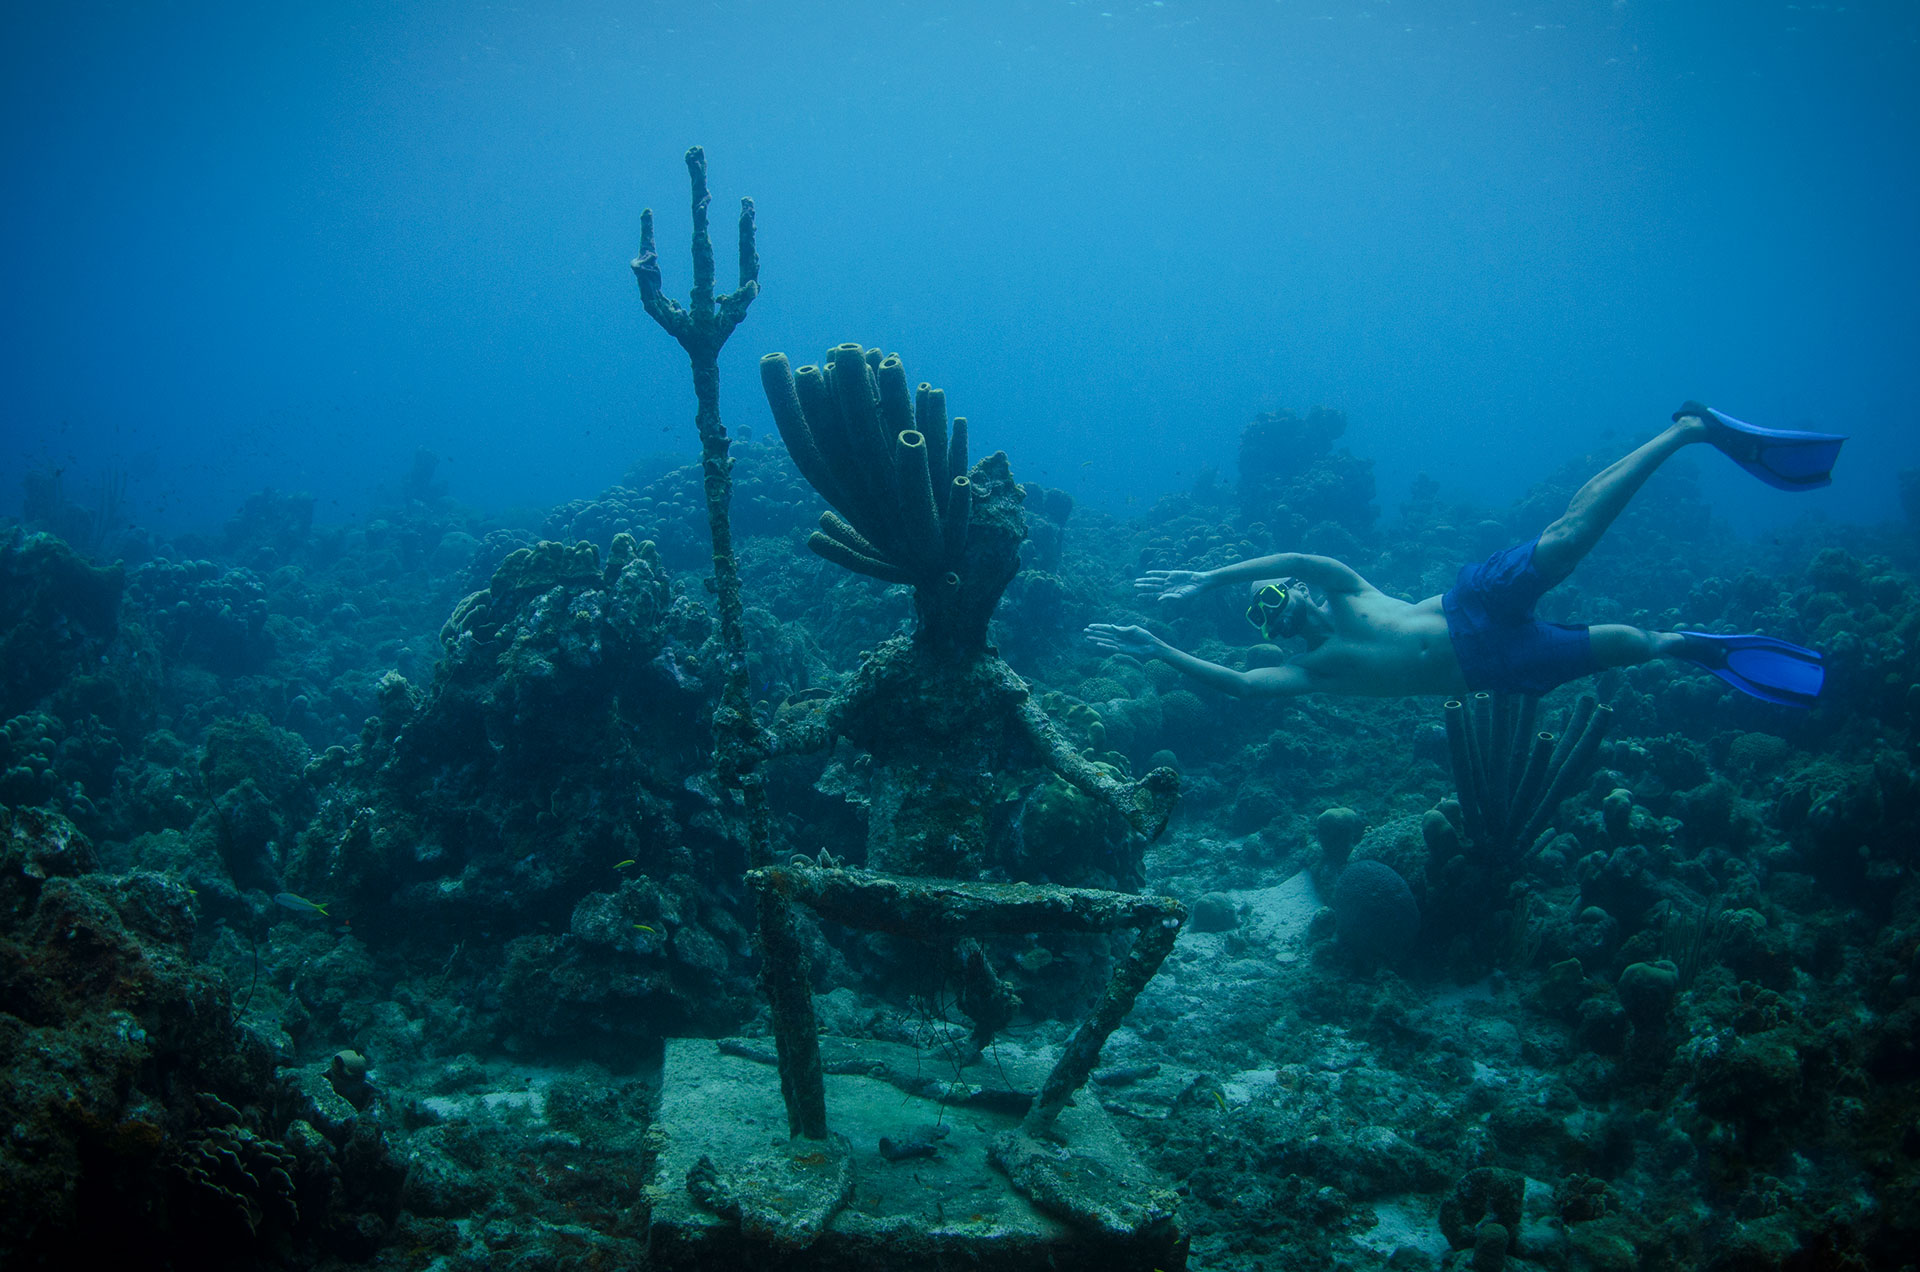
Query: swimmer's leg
1532 418 1708 585
1588 624 1686 669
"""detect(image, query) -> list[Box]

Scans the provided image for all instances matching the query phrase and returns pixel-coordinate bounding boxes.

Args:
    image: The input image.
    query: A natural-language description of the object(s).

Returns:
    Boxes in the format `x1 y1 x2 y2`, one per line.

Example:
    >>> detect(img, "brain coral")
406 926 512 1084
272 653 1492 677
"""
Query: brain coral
1727 731 1790 774
1332 860 1420 965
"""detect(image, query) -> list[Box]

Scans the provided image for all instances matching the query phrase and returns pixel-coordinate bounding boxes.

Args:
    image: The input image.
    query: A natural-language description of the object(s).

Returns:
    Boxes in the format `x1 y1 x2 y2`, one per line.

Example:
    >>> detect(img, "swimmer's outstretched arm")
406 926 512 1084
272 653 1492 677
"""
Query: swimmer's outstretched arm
1083 624 1313 699
1135 552 1370 602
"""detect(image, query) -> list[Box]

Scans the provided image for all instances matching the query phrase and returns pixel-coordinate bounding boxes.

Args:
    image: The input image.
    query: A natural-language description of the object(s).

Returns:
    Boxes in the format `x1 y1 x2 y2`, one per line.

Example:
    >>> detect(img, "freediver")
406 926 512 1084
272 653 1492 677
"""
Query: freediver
1084 403 1844 708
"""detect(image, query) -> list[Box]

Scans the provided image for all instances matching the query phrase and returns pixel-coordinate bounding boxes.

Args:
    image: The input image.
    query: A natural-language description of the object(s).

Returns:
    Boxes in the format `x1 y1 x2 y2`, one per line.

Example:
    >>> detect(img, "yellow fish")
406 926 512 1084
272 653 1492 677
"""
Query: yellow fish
633 924 657 934
613 859 636 870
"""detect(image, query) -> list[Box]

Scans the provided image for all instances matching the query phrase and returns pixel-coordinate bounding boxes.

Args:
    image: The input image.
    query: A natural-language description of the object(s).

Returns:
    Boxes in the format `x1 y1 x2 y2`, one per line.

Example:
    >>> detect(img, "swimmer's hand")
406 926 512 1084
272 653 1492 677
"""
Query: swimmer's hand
1134 569 1209 602
1084 624 1161 659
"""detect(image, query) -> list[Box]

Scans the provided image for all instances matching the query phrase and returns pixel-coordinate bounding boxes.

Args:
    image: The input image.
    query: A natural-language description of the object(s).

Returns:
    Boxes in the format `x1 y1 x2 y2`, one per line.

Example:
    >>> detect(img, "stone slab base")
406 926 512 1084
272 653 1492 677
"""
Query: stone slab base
646 1035 1186 1271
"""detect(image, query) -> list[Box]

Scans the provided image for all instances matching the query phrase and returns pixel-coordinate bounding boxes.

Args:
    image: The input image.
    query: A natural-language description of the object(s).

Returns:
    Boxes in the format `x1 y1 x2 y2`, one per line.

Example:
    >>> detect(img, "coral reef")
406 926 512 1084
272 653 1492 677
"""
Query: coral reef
1237 406 1377 540
0 807 405 1266
0 529 124 720
4 179 1919 1271
4 398 1917 1267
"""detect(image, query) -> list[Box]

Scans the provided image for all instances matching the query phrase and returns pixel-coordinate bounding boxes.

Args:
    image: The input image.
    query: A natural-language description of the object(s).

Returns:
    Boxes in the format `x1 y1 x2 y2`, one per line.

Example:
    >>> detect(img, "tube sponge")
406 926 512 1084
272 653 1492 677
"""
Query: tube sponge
893 430 941 570
915 383 949 487
760 347 973 583
761 354 847 510
1442 692 1612 859
807 530 913 584
947 416 970 493
875 355 915 440
943 475 971 563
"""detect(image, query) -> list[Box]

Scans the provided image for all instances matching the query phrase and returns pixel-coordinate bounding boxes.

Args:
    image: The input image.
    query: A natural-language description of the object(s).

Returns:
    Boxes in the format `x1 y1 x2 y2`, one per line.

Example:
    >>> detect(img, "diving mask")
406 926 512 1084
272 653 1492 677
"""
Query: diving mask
1246 582 1293 640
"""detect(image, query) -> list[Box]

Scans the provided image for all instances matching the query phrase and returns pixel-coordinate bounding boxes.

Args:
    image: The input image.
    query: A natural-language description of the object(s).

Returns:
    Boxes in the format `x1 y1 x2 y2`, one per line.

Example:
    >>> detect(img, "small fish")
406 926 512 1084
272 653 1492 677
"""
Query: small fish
1210 1089 1228 1112
1081 460 1094 467
274 892 329 918
613 859 637 870
633 923 657 934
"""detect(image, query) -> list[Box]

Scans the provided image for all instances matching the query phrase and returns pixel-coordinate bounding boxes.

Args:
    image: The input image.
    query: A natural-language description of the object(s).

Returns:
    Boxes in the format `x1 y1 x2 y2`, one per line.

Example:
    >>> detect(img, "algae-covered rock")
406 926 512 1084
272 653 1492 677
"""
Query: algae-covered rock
1685 1026 1804 1129
1530 957 1588 1016
1189 891 1238 933
988 1130 1181 1246
686 1137 854 1248
0 805 98 917
1439 1167 1526 1250
1616 960 1680 1030
1315 806 1367 868
1245 642 1290 669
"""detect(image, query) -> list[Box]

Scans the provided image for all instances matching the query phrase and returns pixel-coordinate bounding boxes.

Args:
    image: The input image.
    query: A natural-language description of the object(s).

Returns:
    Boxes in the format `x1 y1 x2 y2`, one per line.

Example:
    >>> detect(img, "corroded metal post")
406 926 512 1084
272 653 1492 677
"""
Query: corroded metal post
633 147 827 1139
1022 915 1181 1137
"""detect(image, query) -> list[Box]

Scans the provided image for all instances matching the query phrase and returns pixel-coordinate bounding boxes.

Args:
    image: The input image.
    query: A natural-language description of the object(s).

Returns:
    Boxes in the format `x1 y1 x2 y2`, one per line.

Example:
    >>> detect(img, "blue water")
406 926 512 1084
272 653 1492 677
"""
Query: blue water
4 0 1915 536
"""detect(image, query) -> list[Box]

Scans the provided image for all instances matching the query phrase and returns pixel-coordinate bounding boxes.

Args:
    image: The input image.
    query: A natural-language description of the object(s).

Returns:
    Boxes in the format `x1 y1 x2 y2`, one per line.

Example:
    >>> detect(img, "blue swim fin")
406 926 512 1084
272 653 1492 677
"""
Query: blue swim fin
1678 631 1825 708
1674 400 1846 492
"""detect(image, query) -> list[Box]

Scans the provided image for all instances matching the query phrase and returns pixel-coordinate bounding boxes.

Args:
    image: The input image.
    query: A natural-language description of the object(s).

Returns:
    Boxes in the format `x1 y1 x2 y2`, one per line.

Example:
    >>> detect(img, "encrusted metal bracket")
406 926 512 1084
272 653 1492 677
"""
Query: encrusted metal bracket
746 863 1186 1138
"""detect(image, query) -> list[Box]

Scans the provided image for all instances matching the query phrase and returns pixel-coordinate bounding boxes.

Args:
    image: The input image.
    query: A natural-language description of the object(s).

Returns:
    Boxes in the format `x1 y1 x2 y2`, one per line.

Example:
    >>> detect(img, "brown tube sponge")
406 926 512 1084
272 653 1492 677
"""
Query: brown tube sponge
943 474 972 563
876 354 916 441
807 530 914 584
816 511 885 559
914 383 949 488
947 415 970 489
760 354 847 510
893 429 942 567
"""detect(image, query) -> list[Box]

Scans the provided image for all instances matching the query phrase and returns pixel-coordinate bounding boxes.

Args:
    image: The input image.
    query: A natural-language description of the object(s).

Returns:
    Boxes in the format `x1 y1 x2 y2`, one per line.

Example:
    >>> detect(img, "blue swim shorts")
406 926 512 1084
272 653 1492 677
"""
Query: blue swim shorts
1442 539 1597 695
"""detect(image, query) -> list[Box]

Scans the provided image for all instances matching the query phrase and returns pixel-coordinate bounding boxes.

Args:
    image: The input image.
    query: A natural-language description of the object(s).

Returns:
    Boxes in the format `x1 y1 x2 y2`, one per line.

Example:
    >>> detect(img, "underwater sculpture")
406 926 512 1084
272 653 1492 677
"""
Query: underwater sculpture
616 170 1195 1268
728 860 1189 1254
747 864 1187 1133
749 348 1188 1227
635 156 1186 1265
760 345 1179 877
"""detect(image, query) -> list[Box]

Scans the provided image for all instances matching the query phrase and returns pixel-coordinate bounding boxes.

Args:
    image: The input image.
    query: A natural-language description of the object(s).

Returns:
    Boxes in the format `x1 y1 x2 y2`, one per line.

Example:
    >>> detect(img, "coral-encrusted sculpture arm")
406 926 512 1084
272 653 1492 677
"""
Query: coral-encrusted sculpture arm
631 146 758 356
631 207 688 338
715 190 759 340
1013 697 1180 842
766 676 878 759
